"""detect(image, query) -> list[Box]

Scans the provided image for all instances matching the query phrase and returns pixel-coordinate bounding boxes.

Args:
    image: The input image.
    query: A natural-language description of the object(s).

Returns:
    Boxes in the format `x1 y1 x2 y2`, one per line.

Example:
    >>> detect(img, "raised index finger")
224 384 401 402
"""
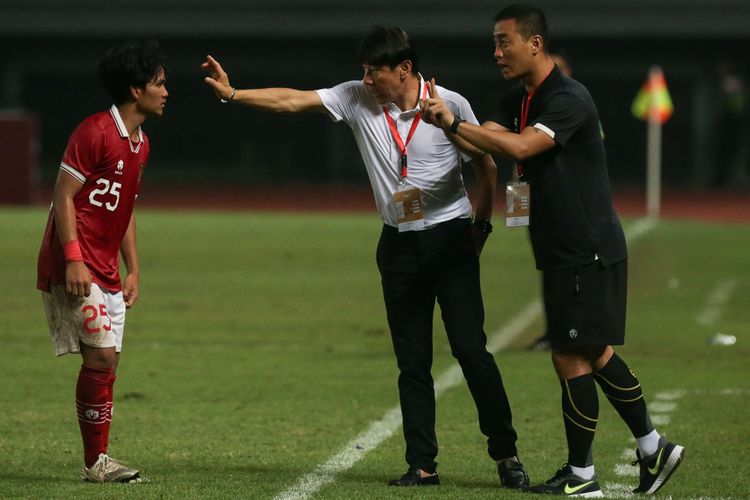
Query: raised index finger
203 55 220 70
429 77 440 98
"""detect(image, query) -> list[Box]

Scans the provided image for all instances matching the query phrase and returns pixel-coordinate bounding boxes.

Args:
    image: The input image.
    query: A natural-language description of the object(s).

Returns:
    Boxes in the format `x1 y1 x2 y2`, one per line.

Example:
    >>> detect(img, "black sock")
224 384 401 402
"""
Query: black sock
594 353 654 438
561 373 598 468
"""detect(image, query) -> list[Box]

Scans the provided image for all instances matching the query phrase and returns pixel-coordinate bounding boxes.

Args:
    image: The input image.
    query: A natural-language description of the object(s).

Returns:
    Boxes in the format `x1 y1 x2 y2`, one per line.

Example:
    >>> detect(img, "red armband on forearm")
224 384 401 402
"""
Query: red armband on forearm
63 240 83 262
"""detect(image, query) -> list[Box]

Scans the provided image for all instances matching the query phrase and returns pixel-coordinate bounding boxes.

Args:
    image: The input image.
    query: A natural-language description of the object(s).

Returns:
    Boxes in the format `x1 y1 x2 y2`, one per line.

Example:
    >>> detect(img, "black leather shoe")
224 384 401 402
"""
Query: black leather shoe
497 458 530 489
388 468 440 486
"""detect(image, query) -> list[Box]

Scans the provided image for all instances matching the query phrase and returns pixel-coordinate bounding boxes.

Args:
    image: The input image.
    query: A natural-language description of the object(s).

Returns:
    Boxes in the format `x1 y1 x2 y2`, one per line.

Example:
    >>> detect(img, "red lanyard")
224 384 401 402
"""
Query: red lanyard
520 90 535 131
517 90 536 177
517 66 555 177
384 84 428 179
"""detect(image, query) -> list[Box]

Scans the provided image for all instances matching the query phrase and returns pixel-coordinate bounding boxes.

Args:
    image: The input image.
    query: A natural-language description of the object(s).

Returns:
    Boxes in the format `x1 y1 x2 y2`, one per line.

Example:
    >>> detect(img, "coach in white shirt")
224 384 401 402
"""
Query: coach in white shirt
202 26 528 490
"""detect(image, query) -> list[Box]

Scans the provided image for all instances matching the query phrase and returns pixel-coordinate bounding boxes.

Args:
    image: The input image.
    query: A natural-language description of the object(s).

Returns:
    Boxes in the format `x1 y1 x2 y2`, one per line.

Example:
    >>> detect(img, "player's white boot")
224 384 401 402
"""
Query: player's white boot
79 453 140 483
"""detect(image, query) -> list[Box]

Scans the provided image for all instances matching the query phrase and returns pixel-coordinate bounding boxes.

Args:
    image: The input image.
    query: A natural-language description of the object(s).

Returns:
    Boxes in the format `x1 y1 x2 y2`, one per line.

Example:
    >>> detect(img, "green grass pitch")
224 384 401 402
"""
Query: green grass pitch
0 207 748 499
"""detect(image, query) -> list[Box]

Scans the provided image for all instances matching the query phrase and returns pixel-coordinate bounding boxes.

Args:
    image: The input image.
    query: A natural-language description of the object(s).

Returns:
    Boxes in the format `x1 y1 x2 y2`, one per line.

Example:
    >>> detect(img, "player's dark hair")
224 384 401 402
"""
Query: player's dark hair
495 4 550 50
97 40 168 105
358 26 419 74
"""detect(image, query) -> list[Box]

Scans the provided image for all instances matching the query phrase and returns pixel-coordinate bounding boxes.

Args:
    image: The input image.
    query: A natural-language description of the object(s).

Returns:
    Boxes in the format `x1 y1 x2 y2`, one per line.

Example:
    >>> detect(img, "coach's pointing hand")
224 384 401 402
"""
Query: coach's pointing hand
420 78 454 130
202 55 235 102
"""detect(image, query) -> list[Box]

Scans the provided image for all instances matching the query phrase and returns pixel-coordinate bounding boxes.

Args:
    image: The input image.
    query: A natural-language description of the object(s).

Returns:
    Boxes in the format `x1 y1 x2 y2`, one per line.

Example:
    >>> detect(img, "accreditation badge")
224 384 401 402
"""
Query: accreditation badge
505 182 530 227
394 181 425 232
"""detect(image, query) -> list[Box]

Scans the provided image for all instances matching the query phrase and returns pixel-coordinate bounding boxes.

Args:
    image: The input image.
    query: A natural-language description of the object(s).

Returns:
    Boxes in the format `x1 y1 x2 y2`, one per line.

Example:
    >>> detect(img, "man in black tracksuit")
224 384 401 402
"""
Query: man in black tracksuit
420 4 685 497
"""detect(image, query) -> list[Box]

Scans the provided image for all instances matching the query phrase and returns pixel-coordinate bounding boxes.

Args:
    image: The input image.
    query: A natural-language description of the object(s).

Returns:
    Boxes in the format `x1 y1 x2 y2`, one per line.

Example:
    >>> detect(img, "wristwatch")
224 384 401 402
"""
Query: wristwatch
450 115 465 134
474 219 493 234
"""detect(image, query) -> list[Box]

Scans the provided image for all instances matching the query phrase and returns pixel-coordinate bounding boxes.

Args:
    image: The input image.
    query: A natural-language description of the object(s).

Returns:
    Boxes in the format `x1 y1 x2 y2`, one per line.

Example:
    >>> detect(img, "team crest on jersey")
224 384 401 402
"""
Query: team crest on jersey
115 160 124 175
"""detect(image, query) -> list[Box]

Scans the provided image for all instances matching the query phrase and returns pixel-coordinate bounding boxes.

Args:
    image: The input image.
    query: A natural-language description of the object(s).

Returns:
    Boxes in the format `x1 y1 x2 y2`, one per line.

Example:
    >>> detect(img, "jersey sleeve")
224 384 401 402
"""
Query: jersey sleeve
316 81 364 125
531 91 588 147
60 121 105 183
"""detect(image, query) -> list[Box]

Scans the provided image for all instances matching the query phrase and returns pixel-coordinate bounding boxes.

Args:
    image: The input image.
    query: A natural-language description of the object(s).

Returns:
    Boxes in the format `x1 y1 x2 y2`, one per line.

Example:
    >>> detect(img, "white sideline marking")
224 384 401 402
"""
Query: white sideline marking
650 414 671 426
614 463 639 477
603 482 637 498
602 483 729 500
648 401 676 413
695 279 738 325
654 389 687 400
274 406 403 500
712 388 750 396
274 301 542 500
625 216 658 241
275 219 657 500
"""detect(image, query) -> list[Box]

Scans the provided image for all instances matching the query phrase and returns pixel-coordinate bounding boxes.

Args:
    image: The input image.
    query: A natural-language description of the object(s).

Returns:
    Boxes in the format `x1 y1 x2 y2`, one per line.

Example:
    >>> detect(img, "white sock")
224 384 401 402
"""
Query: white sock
636 429 661 457
569 464 595 480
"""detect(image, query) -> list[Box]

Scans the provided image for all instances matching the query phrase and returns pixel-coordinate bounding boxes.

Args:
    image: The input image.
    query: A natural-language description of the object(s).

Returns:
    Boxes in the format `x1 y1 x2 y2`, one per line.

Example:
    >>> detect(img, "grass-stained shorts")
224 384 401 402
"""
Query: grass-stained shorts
42 283 126 356
542 258 627 350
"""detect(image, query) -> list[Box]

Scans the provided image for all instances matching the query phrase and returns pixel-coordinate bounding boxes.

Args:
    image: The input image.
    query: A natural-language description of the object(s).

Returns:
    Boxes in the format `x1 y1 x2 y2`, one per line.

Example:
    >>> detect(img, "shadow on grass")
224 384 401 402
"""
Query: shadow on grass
337 469 504 490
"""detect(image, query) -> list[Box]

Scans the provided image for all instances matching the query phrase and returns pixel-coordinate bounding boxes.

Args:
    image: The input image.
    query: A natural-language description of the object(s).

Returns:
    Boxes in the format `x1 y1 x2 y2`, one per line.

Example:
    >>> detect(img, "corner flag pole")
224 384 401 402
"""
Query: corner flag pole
632 65 673 219
646 66 662 218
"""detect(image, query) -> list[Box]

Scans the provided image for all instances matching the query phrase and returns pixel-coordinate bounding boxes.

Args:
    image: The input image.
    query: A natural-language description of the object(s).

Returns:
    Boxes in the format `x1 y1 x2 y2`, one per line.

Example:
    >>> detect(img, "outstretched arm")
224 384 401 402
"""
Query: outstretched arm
202 55 326 113
457 120 554 162
421 79 555 161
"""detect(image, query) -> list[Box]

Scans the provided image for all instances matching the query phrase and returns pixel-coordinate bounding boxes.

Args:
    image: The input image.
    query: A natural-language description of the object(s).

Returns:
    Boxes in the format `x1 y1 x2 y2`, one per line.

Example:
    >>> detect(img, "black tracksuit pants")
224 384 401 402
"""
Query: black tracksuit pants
376 217 518 473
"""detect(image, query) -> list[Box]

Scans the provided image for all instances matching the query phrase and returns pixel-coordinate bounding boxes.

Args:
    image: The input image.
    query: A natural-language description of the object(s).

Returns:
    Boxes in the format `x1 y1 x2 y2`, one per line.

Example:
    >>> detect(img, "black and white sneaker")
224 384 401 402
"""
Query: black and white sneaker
632 436 685 494
528 464 603 497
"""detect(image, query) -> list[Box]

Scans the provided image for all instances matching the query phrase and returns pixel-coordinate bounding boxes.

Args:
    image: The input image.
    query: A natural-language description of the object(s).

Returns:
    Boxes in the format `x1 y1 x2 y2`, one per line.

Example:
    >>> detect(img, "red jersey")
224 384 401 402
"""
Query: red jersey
37 105 149 292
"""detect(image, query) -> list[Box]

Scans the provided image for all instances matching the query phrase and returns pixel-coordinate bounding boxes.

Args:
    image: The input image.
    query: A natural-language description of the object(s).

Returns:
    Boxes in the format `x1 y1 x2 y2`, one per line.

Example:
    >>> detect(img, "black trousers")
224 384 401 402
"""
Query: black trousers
376 217 518 473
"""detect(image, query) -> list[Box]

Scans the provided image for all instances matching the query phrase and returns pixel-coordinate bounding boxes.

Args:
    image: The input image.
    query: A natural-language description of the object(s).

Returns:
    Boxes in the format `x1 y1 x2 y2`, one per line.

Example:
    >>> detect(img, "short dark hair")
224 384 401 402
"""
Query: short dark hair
97 40 168 105
358 26 419 74
495 5 550 50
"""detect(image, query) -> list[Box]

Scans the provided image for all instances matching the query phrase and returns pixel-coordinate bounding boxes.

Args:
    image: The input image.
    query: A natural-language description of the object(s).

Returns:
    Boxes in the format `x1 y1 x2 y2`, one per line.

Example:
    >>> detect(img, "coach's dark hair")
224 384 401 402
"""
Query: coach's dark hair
495 5 550 50
97 40 168 105
358 26 419 74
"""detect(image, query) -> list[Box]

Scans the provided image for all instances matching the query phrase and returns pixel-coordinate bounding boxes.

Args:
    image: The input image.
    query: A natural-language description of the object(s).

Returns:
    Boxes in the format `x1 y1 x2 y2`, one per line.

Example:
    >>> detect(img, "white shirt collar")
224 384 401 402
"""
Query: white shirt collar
385 74 427 115
109 104 143 143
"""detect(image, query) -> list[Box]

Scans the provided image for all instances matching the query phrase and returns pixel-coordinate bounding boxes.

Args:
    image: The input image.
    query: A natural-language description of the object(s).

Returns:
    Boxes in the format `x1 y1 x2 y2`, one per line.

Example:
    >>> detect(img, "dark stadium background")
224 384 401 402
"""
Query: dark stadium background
2 0 749 192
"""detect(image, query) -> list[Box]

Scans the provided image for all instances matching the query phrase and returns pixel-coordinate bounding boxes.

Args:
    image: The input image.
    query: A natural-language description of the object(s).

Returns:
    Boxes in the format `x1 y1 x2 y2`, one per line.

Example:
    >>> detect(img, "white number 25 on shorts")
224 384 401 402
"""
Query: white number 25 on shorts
42 283 125 356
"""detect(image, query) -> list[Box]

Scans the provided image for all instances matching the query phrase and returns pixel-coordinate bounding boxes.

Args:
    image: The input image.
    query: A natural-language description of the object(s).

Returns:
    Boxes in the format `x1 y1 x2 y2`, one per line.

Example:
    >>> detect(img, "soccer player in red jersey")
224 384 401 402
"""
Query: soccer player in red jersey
37 40 168 483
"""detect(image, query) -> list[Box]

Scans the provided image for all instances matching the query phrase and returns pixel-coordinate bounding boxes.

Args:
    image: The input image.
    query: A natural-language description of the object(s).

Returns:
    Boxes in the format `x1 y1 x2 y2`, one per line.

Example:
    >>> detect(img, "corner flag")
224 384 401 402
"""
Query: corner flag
632 66 673 124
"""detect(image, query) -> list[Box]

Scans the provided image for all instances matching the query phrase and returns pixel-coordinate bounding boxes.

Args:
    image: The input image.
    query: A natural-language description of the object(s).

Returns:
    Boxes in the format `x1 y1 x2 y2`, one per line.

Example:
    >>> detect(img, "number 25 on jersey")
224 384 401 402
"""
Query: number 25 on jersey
89 179 122 211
